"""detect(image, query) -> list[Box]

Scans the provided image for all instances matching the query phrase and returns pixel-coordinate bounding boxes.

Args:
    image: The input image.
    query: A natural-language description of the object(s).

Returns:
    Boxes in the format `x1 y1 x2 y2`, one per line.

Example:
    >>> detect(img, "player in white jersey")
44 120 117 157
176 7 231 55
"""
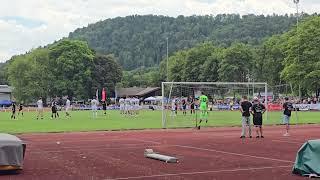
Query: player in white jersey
170 97 177 117
65 97 71 118
91 97 99 119
130 97 135 115
135 97 140 115
124 96 131 115
36 97 44 120
119 98 125 114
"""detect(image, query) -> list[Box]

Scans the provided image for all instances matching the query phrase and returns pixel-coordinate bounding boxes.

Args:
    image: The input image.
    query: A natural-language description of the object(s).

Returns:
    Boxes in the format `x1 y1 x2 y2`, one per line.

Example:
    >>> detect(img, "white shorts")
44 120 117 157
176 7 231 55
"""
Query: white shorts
120 105 124 110
66 107 70 112
92 107 97 111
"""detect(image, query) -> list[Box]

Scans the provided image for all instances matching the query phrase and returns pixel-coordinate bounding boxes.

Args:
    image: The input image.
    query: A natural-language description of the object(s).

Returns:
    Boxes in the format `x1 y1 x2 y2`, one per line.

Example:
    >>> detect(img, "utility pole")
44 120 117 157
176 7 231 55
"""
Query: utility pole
166 37 169 82
293 0 301 99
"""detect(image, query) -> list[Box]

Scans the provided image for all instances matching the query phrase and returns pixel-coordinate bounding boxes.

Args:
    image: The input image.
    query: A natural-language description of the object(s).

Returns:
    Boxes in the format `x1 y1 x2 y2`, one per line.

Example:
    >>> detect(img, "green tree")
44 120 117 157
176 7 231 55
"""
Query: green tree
48 40 95 99
69 14 299 70
218 43 254 82
91 54 122 97
7 49 51 103
281 16 320 95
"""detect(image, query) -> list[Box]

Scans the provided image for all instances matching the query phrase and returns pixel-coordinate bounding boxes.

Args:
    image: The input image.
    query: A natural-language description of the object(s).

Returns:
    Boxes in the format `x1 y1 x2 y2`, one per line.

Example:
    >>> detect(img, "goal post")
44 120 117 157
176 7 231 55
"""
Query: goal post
161 82 268 129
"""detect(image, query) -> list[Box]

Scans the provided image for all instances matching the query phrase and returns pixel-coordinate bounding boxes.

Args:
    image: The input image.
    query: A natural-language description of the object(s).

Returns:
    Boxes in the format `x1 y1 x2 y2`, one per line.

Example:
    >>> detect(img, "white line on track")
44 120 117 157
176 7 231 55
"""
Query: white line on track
28 144 169 154
174 144 294 163
106 165 292 180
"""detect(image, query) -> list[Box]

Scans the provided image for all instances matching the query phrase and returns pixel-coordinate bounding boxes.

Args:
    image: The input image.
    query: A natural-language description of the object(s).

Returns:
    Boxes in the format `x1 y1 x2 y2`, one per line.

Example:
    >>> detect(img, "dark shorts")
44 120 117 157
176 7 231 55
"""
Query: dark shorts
191 104 195 109
19 108 22 111
182 105 186 110
52 107 57 113
253 114 263 126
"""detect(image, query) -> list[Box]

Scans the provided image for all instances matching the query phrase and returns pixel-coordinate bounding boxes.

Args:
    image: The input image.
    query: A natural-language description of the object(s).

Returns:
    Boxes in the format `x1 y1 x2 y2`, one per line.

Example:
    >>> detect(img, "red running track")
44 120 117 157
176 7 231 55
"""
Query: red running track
1 125 319 180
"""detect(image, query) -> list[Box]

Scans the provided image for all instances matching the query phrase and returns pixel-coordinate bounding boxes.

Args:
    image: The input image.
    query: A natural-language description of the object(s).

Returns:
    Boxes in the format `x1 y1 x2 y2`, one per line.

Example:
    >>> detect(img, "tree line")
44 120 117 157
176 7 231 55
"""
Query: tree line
158 16 320 96
69 14 300 70
3 40 122 104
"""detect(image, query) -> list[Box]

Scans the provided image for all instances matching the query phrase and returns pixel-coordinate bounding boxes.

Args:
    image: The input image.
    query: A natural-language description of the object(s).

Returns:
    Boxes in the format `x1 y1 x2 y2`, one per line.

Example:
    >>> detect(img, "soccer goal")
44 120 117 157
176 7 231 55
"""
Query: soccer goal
161 82 268 129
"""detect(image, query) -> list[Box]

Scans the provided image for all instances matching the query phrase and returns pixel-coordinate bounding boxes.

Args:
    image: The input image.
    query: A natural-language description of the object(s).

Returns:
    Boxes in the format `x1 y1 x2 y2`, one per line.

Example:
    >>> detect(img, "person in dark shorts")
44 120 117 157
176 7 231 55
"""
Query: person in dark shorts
18 103 23 116
102 101 107 115
182 99 187 115
251 97 266 138
240 96 252 138
11 102 16 120
188 96 195 114
51 101 59 119
283 97 293 136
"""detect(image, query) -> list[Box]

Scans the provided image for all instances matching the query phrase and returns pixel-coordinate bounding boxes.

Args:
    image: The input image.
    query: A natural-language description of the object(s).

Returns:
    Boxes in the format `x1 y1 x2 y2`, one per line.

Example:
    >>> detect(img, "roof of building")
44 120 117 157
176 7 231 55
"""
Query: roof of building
116 87 160 97
0 85 13 93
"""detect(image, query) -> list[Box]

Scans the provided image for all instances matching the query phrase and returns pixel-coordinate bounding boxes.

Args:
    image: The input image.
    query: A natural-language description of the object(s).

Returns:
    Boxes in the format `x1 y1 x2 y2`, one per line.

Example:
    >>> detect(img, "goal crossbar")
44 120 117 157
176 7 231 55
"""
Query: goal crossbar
161 82 268 129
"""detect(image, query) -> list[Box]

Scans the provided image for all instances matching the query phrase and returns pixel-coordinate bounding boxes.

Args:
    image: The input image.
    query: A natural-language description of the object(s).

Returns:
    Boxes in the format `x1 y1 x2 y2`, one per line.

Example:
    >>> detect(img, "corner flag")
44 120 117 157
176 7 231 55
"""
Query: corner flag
96 89 99 100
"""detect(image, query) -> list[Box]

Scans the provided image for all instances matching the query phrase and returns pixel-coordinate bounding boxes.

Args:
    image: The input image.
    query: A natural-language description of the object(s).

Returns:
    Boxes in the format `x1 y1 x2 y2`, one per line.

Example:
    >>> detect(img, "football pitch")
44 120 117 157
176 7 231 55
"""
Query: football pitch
0 110 320 134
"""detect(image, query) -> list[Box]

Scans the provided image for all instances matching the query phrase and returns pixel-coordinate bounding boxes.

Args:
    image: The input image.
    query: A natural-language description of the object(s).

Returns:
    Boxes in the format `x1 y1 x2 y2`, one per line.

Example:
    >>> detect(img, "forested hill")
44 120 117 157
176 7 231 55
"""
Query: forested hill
69 14 297 70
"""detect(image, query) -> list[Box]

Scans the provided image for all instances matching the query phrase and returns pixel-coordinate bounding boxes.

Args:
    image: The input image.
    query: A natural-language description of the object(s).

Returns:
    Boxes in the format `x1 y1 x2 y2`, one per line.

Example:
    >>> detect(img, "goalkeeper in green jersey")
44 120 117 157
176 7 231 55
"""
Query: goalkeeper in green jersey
197 92 209 130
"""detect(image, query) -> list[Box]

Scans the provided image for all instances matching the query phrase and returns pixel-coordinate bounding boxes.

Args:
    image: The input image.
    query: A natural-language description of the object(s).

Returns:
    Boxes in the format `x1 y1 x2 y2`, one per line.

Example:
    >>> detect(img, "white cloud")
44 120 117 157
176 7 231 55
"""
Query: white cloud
0 0 319 62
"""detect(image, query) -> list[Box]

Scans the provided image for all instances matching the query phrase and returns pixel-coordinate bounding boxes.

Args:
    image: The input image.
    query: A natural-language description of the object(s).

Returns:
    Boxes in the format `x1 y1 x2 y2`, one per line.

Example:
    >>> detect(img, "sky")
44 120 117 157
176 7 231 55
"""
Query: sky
0 0 319 62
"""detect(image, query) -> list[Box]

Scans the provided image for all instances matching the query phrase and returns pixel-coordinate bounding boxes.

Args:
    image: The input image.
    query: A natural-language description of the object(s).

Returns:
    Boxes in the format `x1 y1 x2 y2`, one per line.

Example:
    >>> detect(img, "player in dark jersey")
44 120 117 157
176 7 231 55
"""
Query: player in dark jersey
283 97 293 136
18 103 23 116
102 101 107 115
182 99 187 115
251 97 266 138
188 96 195 114
240 96 252 138
11 102 16 120
51 101 59 119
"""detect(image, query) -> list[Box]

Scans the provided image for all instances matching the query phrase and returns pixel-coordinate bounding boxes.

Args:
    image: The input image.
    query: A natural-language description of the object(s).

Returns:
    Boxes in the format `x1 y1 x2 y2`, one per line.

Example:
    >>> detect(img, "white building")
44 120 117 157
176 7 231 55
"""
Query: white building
0 85 12 100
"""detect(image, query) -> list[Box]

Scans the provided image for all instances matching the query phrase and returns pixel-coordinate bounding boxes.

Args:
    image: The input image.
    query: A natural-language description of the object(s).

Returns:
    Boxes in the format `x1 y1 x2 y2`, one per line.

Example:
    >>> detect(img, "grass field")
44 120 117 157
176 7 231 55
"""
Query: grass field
0 110 320 134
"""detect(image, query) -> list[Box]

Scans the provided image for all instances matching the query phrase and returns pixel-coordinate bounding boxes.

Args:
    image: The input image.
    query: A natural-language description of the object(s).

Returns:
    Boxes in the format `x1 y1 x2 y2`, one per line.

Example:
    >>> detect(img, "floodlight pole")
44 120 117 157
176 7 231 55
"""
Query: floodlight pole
294 0 301 99
166 37 169 82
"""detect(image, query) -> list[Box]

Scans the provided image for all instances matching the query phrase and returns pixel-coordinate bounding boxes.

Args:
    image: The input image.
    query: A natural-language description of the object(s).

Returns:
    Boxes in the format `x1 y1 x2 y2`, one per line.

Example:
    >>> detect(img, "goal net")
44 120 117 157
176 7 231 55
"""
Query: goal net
161 82 268 129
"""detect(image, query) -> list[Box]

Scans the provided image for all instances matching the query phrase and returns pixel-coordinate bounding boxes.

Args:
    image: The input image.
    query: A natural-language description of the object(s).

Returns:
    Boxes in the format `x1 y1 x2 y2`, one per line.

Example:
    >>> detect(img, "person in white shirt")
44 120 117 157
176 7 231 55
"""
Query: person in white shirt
135 97 140 115
119 98 125 114
130 97 135 115
65 97 71 118
91 97 99 119
124 96 131 115
171 97 177 117
37 97 44 120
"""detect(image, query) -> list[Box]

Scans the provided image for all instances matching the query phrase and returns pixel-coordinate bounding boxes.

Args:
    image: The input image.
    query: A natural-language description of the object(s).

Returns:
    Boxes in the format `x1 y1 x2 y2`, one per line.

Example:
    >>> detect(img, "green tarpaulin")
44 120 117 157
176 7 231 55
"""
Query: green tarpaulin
292 139 320 177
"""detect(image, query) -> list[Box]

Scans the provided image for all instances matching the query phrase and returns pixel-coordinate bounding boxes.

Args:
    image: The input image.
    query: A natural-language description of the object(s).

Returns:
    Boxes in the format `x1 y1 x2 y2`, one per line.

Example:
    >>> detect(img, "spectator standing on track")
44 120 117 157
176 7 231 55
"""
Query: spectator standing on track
36 97 44 120
251 97 266 138
283 97 293 136
240 96 252 138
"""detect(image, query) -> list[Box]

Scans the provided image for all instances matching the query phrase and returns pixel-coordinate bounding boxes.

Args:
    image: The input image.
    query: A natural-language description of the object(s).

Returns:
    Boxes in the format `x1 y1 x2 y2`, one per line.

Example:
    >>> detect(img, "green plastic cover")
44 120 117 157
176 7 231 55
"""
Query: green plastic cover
292 139 320 176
